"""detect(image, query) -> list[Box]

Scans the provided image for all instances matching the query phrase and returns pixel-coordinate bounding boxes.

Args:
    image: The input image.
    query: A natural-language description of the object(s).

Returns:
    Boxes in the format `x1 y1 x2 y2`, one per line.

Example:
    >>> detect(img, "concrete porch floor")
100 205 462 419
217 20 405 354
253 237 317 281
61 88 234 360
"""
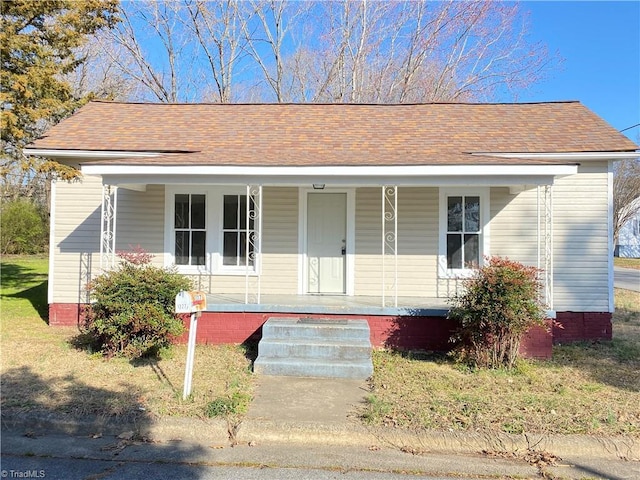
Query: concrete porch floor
204 293 449 317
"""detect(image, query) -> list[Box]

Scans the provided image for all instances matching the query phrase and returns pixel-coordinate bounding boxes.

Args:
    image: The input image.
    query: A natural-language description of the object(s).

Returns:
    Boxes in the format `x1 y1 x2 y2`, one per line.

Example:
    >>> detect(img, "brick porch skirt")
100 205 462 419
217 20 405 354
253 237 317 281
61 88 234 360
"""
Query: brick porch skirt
48 303 612 359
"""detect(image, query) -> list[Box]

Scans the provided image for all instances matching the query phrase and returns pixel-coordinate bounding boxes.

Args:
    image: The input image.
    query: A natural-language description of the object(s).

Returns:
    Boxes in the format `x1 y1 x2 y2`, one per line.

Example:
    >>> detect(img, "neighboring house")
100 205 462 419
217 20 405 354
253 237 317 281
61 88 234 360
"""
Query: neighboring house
26 101 639 358
617 199 640 258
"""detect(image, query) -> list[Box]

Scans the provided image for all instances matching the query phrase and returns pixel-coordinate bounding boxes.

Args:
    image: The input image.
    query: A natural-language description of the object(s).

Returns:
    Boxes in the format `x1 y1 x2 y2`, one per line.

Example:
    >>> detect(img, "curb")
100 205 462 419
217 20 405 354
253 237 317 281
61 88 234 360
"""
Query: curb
236 420 376 446
3 411 638 461
1 411 229 445
365 428 640 461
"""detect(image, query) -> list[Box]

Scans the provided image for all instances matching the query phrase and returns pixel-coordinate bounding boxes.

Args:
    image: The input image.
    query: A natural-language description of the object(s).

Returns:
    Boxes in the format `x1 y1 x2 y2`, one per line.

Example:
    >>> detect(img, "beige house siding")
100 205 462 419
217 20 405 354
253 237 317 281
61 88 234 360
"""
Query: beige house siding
52 179 168 304
199 187 299 295
354 187 438 297
51 170 612 312
489 187 538 266
488 163 610 312
256 187 299 294
552 162 610 312
116 184 165 266
51 175 102 304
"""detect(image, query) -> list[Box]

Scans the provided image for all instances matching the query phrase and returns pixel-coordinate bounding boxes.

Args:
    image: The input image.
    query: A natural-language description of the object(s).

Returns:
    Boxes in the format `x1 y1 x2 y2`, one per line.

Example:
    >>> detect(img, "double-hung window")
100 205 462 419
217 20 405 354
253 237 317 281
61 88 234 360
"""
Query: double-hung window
166 188 259 273
439 188 488 276
222 194 255 267
174 193 206 266
447 195 480 269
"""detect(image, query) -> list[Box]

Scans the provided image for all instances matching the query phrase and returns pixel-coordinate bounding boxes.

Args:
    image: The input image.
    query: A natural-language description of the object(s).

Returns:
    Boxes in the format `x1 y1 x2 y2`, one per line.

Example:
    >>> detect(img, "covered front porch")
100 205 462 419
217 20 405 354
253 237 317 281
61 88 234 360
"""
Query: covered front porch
90 162 569 319
203 292 449 316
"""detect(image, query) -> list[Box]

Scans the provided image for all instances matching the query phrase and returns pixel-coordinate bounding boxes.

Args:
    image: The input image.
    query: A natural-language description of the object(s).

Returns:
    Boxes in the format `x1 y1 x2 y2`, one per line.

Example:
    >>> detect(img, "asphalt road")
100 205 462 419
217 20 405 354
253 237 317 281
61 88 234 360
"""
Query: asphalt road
3 430 639 480
614 266 640 291
0 455 464 480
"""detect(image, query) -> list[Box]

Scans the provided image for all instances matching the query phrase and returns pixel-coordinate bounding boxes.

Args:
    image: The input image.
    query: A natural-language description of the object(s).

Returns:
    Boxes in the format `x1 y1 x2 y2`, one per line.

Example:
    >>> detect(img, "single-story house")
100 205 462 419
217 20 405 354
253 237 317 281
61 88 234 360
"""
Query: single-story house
616 199 640 258
26 101 639 358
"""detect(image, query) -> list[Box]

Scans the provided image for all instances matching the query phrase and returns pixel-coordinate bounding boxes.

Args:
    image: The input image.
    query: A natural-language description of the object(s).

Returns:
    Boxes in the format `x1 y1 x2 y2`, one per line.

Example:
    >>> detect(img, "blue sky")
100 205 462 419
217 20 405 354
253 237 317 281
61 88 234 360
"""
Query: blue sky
516 1 640 142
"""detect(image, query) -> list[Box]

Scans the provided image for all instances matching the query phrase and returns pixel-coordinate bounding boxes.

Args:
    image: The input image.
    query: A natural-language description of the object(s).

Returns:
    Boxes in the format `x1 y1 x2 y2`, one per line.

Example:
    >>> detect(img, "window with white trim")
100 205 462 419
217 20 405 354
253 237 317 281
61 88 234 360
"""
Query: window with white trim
439 188 488 276
222 194 254 267
174 193 206 266
165 187 259 274
446 195 480 269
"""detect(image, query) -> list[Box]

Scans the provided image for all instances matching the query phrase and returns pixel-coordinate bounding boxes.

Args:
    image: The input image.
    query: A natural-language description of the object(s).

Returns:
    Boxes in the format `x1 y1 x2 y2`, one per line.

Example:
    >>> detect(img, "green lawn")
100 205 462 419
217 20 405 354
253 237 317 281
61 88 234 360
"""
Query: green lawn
1 255 253 420
614 257 640 270
363 289 640 437
3 255 639 438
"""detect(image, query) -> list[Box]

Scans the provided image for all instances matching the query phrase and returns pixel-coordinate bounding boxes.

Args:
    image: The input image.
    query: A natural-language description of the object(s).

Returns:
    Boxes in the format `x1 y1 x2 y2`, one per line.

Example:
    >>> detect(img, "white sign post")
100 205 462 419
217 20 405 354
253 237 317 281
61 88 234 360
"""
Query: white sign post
183 313 197 400
175 291 207 400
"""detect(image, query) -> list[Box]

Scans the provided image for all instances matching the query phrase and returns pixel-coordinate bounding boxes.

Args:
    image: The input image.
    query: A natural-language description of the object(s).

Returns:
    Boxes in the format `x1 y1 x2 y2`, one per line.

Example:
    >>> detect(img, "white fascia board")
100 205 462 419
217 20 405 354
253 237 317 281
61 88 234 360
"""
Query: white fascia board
473 151 639 161
100 173 566 188
23 148 163 159
82 164 578 178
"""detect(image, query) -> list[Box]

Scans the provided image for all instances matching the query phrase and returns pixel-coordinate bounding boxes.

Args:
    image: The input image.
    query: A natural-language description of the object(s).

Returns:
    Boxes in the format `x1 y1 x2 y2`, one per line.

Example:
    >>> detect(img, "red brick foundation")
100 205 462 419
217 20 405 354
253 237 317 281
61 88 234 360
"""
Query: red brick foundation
48 303 612 359
553 311 612 344
176 312 458 351
519 321 553 359
49 303 85 327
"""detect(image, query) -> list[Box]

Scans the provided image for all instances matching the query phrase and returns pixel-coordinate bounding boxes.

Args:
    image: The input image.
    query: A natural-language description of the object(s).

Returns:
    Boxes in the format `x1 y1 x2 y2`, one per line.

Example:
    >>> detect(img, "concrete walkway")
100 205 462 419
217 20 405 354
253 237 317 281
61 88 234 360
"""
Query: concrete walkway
615 266 640 291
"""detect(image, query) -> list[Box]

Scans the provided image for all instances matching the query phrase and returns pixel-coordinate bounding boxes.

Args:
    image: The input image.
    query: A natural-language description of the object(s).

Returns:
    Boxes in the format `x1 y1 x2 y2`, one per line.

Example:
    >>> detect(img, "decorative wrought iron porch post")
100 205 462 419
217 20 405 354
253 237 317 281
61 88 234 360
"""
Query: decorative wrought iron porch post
100 184 117 271
245 185 262 304
537 184 554 310
382 185 398 307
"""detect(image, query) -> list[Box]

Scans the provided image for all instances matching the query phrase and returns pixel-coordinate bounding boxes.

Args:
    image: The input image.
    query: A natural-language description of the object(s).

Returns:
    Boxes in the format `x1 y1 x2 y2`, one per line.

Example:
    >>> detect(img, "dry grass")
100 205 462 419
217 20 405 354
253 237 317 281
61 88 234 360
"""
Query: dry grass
3 255 639 437
1 256 254 421
363 289 640 437
614 257 640 270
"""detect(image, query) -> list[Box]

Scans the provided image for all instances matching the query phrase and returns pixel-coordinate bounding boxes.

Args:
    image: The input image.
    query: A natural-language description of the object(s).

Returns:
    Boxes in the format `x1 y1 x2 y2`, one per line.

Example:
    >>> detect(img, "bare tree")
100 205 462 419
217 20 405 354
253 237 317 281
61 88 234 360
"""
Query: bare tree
65 33 135 101
183 0 247 103
102 1 199 102
241 1 312 102
284 1 551 104
90 0 554 105
614 158 640 245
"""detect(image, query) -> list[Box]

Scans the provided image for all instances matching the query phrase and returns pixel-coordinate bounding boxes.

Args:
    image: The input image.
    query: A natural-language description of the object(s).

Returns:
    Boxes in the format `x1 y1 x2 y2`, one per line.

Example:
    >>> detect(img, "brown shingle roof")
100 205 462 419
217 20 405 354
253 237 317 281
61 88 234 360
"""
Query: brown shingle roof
30 101 638 166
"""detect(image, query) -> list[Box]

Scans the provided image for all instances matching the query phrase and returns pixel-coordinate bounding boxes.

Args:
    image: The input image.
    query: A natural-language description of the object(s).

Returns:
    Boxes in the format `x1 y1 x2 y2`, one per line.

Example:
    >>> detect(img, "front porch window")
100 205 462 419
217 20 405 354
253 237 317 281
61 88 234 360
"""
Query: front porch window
166 186 260 275
446 195 480 269
223 194 255 267
439 188 488 277
174 193 206 266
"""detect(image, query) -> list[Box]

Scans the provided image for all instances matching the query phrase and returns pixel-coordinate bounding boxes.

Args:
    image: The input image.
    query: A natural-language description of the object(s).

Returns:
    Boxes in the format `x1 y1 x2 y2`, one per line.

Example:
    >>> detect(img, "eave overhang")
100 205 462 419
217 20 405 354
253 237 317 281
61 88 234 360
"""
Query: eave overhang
78 164 580 187
24 148 639 187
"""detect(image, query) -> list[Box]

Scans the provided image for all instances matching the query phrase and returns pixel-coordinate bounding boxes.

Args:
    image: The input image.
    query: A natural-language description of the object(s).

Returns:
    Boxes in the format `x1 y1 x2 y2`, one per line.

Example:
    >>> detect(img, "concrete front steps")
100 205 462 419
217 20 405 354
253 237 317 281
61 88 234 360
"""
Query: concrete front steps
253 317 373 379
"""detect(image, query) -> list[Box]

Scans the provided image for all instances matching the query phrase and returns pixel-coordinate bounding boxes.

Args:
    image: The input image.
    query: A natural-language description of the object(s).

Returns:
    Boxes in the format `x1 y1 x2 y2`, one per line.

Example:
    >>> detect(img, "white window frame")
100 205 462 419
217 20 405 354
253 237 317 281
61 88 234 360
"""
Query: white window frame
165 186 211 274
173 192 207 268
217 189 259 275
438 187 490 278
164 186 258 276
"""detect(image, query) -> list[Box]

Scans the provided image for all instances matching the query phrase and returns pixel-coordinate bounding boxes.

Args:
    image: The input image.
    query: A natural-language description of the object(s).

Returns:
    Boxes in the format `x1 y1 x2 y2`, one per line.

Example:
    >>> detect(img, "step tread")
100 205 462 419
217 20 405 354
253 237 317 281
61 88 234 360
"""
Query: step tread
259 338 371 346
254 356 372 366
253 357 373 379
262 329 370 339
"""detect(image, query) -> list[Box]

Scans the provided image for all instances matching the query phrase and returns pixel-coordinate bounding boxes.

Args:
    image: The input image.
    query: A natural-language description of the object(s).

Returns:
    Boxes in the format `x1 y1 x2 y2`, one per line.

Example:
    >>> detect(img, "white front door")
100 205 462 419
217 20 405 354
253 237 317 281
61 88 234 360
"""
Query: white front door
307 193 346 294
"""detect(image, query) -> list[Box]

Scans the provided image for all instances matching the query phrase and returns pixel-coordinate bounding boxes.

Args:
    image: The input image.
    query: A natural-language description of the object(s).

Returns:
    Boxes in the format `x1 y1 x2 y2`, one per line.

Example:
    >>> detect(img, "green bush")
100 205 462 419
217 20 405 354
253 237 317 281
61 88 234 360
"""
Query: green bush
0 199 48 254
205 390 252 417
448 256 547 370
83 247 192 359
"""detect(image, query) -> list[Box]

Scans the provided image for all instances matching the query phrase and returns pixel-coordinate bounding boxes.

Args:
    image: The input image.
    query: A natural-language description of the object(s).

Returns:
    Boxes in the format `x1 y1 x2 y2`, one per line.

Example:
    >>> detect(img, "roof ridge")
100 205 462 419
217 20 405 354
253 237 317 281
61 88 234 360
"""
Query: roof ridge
88 100 582 107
